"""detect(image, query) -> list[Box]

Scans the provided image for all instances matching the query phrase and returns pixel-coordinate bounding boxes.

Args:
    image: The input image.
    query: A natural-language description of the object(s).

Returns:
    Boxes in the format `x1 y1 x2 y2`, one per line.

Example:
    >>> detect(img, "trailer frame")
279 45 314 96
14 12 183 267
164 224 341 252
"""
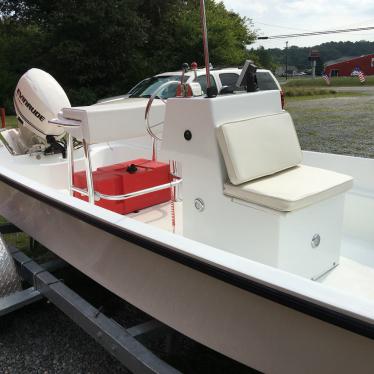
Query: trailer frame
0 224 181 374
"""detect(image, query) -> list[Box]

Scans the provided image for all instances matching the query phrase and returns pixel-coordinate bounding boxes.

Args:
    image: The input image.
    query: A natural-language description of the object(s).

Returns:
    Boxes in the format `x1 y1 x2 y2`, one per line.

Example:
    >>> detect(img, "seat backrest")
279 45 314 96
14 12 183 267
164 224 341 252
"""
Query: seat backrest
216 111 302 185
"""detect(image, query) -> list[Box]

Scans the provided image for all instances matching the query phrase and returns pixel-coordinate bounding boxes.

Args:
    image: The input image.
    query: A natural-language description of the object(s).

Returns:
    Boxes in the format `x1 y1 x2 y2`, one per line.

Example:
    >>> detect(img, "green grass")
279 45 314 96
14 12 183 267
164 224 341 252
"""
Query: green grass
283 85 363 101
283 75 374 87
5 115 17 128
286 91 362 101
0 216 30 251
284 87 338 97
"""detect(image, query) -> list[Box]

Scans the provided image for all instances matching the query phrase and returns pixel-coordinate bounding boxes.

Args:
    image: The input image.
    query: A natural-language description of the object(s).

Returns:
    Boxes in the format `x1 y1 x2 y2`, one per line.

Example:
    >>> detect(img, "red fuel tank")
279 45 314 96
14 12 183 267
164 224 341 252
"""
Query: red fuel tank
73 159 172 214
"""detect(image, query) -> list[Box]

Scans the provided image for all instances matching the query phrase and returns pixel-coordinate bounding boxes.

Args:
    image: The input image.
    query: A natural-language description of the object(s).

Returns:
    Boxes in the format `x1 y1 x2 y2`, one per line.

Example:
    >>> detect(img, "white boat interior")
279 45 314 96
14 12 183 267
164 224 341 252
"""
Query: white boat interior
3 87 374 306
1 66 374 373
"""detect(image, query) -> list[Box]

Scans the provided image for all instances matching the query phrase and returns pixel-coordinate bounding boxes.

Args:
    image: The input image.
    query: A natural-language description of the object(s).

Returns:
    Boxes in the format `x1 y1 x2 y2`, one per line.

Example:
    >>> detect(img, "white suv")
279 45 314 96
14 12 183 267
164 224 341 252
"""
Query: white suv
98 67 283 104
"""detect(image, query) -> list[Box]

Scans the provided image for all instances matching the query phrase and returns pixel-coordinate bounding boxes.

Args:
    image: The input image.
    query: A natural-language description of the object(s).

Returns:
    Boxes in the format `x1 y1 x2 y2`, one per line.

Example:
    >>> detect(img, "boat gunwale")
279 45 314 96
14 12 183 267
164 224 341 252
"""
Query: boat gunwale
0 169 373 341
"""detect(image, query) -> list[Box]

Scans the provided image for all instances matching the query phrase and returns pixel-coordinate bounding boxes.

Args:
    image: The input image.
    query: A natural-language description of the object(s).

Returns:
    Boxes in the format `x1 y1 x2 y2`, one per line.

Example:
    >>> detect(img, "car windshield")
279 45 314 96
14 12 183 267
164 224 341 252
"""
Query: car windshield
129 75 187 99
127 78 151 95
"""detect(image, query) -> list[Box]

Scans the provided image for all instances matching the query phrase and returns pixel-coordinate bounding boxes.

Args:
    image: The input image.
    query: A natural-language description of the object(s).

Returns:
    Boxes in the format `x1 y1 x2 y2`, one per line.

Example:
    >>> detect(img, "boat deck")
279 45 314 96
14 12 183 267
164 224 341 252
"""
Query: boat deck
128 201 184 235
321 256 374 301
128 200 374 302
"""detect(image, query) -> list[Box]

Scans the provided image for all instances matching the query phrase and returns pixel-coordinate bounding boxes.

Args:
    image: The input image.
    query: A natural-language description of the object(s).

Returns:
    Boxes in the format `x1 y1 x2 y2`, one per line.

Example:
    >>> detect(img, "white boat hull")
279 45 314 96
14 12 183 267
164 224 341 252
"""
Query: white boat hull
0 174 373 373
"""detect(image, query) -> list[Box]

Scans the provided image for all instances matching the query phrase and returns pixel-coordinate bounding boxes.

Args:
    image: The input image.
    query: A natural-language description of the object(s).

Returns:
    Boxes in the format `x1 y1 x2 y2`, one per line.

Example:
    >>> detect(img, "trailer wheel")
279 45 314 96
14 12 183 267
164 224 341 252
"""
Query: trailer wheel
0 236 21 298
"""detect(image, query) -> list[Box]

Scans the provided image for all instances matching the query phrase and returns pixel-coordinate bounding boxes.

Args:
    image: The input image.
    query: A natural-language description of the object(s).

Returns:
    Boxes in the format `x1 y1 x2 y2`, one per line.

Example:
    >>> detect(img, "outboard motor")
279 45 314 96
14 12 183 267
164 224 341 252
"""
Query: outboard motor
12 68 70 155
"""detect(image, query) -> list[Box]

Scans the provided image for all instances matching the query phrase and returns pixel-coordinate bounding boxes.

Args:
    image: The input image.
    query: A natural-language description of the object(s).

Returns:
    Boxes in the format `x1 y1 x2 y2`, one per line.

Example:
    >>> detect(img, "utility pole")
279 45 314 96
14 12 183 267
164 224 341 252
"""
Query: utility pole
312 60 316 79
285 41 289 80
309 50 320 79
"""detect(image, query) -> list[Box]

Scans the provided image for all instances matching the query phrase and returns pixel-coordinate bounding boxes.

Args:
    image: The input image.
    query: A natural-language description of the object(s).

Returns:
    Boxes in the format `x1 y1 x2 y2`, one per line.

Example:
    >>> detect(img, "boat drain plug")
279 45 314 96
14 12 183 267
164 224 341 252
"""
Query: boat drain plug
184 130 192 141
311 234 321 248
194 198 205 212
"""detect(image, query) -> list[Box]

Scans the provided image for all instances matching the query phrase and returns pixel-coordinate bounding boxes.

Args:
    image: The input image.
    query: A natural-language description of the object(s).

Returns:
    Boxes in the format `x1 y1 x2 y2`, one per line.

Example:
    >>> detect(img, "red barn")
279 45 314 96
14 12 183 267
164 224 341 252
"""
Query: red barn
325 54 374 77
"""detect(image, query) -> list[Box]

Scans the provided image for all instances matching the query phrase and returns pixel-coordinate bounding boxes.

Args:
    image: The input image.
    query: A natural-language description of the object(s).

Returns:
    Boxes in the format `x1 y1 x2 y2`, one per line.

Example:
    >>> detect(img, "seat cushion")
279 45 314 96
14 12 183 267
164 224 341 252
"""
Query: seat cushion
217 112 302 185
224 165 353 212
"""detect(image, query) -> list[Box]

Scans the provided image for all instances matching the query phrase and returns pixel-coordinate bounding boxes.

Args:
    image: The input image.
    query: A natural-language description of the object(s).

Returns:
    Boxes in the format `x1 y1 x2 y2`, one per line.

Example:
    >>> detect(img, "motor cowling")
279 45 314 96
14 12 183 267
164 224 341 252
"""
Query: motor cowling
13 68 71 146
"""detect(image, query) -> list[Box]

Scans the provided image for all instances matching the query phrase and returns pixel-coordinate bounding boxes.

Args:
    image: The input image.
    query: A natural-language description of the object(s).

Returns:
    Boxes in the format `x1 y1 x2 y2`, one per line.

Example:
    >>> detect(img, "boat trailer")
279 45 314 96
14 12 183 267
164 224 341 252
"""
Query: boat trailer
0 223 181 374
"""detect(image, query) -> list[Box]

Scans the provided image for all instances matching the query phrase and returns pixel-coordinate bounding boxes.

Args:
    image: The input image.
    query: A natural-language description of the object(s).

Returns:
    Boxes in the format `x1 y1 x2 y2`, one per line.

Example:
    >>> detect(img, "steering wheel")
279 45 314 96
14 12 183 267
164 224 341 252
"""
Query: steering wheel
145 80 180 142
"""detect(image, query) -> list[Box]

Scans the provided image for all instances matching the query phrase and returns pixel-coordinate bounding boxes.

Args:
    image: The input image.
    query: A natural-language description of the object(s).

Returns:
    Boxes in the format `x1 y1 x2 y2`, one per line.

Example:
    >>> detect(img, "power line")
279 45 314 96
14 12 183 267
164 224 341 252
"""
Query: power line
257 26 374 40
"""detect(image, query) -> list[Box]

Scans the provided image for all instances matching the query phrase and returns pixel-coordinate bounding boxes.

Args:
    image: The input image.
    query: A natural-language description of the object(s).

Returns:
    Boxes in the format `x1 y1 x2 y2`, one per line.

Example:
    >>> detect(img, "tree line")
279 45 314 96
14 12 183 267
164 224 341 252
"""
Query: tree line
267 40 374 72
0 0 256 113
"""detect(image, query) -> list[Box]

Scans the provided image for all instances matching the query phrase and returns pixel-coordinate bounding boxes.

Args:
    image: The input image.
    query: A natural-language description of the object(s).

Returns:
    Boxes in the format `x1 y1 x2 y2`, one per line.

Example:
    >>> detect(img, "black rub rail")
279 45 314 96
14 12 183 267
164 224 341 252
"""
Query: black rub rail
0 174 373 341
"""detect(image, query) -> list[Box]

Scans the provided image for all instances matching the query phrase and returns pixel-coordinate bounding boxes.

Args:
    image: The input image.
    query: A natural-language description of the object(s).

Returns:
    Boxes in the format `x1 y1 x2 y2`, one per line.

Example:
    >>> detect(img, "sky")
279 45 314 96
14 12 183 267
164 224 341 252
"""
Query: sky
221 0 374 49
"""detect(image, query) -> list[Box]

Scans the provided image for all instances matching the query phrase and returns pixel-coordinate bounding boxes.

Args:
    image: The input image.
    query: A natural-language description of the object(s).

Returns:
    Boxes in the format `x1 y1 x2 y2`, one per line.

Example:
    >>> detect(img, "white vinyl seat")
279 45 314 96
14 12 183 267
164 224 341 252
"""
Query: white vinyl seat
224 165 353 212
217 112 353 212
217 112 303 186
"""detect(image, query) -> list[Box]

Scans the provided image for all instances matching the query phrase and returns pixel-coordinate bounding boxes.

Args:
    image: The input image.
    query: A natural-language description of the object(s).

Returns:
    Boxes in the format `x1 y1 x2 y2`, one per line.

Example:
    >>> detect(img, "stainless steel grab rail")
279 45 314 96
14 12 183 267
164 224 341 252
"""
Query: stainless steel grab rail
72 177 182 202
57 116 181 206
97 178 182 201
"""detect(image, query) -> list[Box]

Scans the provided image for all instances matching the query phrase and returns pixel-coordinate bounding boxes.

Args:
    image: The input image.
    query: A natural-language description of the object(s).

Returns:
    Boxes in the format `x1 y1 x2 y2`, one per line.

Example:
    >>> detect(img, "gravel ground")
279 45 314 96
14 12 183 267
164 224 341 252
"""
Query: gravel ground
0 301 130 374
287 86 374 158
